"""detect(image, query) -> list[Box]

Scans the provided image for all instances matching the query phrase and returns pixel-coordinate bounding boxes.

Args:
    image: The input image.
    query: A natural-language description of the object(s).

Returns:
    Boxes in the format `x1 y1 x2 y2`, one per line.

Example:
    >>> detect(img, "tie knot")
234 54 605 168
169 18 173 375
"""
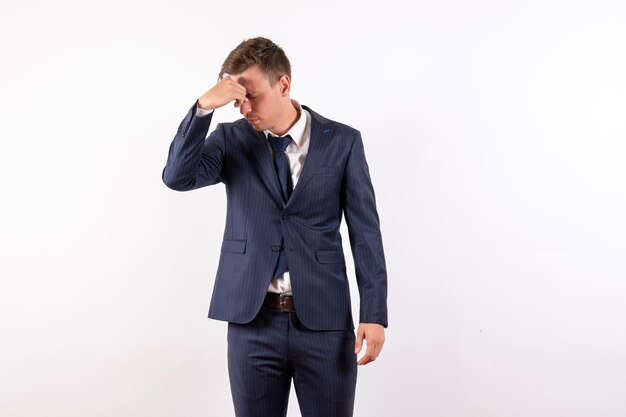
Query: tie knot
269 134 291 153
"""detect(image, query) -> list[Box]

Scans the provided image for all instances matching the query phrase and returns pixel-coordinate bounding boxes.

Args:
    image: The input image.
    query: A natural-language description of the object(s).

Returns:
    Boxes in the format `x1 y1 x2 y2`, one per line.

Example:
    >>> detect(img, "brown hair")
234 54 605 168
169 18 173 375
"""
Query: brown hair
218 37 291 86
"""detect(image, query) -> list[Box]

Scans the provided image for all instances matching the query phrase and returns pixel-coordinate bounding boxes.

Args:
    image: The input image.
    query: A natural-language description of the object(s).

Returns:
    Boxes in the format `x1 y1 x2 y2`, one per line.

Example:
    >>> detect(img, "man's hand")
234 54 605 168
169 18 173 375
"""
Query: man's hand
197 75 248 111
354 323 385 365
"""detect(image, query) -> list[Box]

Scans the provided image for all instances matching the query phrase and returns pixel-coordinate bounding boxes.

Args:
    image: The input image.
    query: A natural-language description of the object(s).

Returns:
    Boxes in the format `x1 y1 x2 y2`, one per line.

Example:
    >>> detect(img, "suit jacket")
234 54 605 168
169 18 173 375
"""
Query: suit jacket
162 100 388 331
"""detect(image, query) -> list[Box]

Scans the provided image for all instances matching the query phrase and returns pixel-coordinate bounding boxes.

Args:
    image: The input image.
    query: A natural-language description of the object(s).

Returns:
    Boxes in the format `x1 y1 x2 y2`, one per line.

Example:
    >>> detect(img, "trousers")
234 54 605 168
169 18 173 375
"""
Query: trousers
227 304 358 417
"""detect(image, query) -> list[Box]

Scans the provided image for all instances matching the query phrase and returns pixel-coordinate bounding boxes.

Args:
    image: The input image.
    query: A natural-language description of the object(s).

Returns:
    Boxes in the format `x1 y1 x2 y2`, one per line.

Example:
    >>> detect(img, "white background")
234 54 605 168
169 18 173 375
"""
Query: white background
1 1 625 416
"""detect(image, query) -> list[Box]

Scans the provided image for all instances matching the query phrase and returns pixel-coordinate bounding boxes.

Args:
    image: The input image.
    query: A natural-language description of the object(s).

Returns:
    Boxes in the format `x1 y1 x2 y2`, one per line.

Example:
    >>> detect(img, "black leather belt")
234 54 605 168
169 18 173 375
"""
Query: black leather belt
264 292 295 312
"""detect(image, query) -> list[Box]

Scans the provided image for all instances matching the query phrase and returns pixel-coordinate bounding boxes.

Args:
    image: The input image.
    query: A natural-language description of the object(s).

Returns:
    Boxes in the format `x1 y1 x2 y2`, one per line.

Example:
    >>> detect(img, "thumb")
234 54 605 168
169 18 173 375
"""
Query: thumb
354 329 364 354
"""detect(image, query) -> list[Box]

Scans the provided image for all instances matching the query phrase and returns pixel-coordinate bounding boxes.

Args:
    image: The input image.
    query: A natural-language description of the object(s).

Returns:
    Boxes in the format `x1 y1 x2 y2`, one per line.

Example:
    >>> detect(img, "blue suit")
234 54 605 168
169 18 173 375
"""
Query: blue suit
163 100 387 416
163 100 388 331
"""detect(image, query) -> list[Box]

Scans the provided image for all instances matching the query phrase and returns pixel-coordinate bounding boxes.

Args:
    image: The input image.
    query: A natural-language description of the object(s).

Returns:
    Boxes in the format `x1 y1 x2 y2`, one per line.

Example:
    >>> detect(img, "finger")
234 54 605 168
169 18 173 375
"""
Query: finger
220 76 245 99
372 343 383 358
233 93 249 107
364 340 378 362
225 77 245 91
354 332 364 354
221 74 232 81
358 357 372 365
375 343 383 357
231 88 247 103
229 80 246 92
358 353 376 365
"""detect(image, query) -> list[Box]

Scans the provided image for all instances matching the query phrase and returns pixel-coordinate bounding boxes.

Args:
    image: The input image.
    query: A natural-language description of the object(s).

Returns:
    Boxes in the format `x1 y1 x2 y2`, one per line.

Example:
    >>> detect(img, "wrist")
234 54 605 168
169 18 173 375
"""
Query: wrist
197 97 214 110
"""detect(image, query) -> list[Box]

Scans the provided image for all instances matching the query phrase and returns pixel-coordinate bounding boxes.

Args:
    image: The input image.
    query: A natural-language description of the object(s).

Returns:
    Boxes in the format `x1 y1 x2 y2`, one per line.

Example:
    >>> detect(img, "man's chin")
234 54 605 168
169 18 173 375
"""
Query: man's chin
247 118 267 131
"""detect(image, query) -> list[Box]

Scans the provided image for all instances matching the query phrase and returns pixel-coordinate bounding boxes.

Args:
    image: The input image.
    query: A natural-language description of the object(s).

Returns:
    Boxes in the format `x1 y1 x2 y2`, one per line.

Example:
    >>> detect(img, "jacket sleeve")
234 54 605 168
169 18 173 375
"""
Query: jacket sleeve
341 131 388 328
162 100 226 191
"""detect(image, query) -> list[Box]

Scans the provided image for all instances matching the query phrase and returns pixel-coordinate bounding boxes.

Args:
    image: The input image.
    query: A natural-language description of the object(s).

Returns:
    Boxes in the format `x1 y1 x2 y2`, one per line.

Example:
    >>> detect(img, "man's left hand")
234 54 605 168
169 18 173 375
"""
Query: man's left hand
354 323 385 365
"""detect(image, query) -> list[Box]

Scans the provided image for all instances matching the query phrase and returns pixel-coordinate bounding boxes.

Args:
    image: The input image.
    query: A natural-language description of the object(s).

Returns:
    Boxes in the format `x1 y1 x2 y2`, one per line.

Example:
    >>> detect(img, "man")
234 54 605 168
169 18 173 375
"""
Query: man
162 37 388 417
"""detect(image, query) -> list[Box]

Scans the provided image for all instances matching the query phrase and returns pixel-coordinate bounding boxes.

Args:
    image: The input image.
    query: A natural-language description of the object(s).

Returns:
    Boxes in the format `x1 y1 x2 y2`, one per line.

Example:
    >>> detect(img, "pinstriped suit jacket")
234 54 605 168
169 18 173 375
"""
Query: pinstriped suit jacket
162 100 387 331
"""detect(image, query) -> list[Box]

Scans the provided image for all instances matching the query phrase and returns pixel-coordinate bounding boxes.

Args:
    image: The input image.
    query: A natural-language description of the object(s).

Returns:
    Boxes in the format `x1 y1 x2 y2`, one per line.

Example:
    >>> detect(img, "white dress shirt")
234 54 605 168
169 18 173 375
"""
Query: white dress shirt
195 99 311 295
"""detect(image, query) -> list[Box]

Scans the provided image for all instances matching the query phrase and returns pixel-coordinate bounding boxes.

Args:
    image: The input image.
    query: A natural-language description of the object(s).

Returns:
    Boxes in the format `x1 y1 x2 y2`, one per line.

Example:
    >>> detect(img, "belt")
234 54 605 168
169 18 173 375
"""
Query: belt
264 292 296 312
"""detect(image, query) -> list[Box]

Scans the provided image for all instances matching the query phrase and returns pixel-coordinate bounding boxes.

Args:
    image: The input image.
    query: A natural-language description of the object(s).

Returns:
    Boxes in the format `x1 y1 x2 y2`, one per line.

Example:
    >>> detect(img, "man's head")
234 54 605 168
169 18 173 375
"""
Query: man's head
219 37 291 87
219 37 296 133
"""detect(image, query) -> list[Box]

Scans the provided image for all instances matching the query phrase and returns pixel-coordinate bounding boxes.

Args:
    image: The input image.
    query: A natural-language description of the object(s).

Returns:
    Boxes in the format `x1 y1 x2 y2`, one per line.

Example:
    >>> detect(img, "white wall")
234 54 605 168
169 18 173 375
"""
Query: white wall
1 1 625 416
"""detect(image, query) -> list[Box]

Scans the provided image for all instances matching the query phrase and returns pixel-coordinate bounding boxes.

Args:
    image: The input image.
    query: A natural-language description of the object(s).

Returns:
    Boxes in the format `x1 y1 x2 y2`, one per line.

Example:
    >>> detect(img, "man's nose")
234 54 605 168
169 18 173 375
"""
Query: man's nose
240 100 251 116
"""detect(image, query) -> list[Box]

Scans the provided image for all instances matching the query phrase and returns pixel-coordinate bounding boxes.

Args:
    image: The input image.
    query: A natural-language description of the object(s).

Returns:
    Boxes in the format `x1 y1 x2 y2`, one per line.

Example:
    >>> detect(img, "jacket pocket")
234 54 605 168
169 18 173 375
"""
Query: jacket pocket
315 250 345 264
221 238 246 253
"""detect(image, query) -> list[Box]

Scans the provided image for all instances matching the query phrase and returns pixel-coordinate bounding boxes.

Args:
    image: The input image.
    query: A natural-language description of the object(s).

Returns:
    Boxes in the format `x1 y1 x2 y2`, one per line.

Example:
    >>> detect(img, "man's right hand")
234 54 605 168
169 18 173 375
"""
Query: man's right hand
197 75 248 111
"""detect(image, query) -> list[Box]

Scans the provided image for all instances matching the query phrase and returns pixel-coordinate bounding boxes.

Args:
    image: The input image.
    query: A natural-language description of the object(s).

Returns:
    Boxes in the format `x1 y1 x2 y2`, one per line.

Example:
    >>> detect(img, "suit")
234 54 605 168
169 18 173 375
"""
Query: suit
162 100 388 331
163 99 388 416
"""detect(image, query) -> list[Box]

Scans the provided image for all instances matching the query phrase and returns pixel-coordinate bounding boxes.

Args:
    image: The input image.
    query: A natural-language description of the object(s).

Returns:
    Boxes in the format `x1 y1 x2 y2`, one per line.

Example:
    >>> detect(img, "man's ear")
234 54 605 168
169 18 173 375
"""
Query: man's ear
279 75 291 96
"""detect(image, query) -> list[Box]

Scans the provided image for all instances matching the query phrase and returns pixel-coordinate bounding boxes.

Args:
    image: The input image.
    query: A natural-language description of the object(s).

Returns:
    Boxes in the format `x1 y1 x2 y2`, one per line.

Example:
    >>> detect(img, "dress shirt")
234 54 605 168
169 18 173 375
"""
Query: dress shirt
195 99 311 295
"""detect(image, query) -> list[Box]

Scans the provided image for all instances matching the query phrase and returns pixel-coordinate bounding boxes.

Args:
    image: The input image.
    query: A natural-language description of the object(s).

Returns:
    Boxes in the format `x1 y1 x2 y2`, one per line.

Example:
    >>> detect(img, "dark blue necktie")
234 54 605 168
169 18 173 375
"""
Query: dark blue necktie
269 134 293 203
268 134 293 278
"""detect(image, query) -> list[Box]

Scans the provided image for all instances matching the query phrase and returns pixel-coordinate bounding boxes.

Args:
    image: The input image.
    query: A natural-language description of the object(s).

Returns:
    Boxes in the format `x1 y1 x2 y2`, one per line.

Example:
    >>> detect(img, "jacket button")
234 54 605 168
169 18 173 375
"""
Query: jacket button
271 245 281 252
281 213 289 221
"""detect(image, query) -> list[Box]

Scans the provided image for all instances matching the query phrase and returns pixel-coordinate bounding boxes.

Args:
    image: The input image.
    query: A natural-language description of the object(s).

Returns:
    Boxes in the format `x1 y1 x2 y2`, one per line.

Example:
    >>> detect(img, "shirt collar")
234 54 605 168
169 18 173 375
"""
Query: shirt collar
263 99 308 148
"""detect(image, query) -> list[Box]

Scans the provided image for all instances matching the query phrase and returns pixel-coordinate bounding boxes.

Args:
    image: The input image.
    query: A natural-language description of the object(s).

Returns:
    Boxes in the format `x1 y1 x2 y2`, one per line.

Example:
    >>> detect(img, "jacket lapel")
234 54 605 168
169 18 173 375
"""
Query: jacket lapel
246 127 285 206
284 105 333 210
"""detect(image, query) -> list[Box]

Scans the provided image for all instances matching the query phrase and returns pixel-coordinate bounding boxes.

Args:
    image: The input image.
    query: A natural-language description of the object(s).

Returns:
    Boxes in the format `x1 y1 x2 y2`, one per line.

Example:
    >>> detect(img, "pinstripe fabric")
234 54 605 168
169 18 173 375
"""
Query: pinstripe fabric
162 100 388 331
227 306 357 417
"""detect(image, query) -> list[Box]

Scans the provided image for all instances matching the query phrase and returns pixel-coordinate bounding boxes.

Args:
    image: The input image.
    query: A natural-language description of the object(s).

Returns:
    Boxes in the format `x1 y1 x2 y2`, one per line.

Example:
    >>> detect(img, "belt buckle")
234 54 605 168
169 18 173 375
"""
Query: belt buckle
279 293 292 312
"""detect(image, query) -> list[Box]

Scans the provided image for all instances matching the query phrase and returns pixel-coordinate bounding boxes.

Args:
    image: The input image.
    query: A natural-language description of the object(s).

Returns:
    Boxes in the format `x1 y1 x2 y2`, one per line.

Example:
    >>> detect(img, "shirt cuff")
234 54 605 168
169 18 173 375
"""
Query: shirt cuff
195 103 214 118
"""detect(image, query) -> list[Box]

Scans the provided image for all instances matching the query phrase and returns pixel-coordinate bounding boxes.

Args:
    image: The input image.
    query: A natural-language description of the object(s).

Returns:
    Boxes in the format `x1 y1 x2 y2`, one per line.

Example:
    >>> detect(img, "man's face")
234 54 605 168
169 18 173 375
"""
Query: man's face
228 64 288 131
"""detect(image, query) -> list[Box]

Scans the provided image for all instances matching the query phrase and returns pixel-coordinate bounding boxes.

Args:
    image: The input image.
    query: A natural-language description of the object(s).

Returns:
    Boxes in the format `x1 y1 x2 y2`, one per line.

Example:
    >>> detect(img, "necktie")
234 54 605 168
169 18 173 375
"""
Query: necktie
268 134 293 278
268 134 293 203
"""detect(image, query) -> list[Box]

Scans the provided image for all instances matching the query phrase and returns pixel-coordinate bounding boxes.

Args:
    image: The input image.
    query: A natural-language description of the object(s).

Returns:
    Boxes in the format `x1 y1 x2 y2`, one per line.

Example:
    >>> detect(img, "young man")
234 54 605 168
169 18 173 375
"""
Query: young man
162 37 388 417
